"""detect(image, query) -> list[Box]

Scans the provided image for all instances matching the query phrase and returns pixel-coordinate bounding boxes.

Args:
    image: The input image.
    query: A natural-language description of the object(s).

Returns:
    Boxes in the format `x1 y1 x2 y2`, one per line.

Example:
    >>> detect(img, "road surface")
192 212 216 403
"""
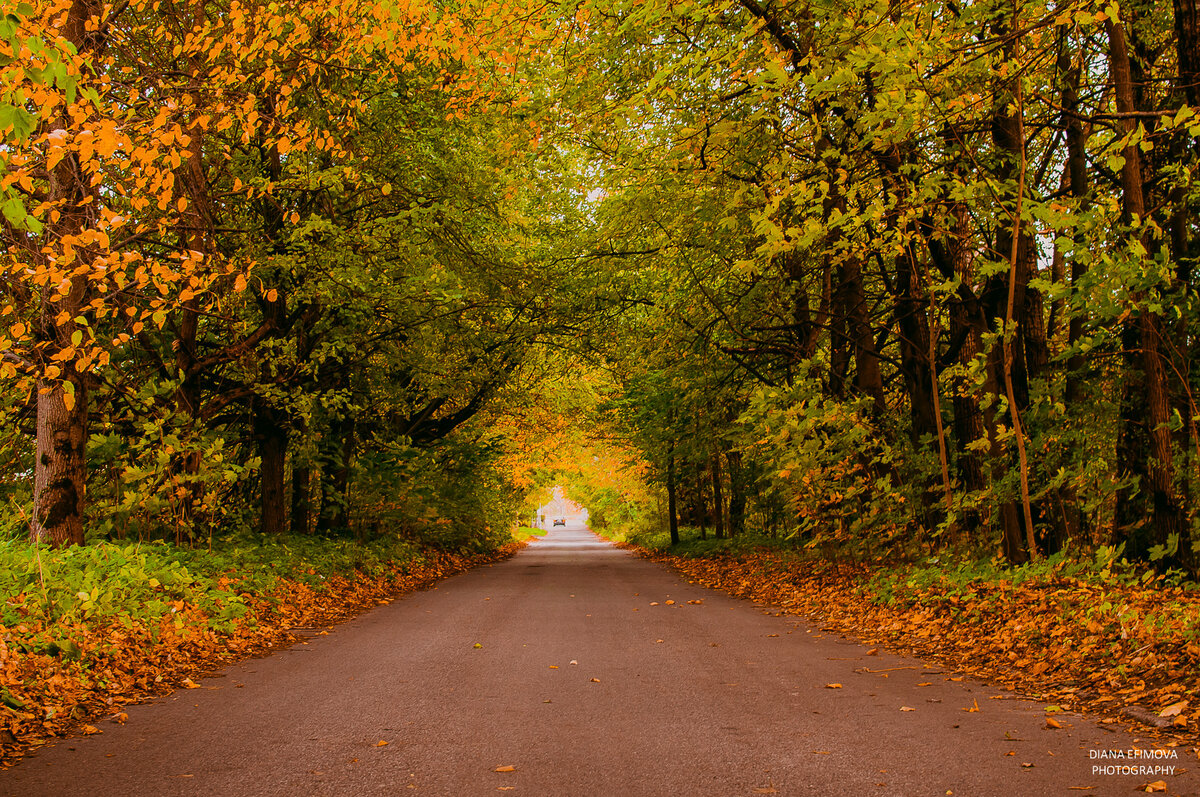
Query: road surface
3 525 1194 796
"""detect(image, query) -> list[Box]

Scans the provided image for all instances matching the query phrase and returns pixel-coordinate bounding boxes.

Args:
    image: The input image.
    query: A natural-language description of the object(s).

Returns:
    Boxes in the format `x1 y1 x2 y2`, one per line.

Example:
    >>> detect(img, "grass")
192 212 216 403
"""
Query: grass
511 526 548 542
0 530 519 762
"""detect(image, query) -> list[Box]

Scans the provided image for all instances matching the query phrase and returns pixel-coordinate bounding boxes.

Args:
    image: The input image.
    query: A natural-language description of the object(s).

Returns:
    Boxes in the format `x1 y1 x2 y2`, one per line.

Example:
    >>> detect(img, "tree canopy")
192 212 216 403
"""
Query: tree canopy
0 0 1197 579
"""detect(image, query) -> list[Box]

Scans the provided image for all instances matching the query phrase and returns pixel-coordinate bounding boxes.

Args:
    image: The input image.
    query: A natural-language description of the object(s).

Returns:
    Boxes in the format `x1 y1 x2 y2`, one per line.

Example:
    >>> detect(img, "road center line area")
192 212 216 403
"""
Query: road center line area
3 526 1193 797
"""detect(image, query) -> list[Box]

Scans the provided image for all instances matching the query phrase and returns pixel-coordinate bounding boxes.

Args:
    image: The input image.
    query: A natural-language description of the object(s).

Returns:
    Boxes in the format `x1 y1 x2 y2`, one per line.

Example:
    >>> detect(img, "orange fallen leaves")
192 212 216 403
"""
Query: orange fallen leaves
494 765 516 772
0 543 522 765
633 546 1200 738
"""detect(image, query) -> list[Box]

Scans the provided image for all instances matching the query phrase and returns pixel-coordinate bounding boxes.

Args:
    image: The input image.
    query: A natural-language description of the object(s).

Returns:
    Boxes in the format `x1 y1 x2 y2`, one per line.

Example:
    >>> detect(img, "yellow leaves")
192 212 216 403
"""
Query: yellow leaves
181 678 200 689
824 683 843 689
234 274 248 292
493 765 515 772
1045 716 1062 729
375 740 389 747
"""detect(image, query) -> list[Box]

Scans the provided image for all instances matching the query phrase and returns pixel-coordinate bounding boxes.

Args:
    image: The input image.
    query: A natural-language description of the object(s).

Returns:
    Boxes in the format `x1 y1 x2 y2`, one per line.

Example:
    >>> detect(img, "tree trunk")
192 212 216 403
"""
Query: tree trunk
291 461 312 535
727 449 746 536
1175 0 1200 106
842 255 885 412
30 0 104 547
32 384 89 546
986 8 1039 562
317 414 355 533
255 403 288 536
667 448 680 546
1057 25 1090 548
710 449 725 539
1107 18 1188 566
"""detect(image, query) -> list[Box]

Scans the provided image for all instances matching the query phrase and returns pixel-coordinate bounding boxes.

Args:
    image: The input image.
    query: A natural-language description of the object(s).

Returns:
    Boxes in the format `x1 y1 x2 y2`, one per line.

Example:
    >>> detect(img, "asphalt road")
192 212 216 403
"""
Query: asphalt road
3 526 1194 796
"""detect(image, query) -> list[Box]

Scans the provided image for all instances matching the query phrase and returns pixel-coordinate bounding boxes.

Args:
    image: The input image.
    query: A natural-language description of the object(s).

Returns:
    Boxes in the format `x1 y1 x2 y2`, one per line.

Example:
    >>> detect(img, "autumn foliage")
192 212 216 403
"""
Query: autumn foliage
629 541 1200 738
0 538 521 763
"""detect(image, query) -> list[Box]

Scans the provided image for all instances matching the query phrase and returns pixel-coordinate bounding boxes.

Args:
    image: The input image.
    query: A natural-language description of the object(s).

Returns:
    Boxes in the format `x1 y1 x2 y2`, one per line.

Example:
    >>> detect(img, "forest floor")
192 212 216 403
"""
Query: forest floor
0 537 523 765
612 535 1200 747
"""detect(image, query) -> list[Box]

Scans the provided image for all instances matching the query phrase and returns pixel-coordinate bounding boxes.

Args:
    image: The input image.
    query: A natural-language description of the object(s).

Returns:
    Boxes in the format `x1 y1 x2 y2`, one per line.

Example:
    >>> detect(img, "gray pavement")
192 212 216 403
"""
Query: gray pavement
2 525 1194 796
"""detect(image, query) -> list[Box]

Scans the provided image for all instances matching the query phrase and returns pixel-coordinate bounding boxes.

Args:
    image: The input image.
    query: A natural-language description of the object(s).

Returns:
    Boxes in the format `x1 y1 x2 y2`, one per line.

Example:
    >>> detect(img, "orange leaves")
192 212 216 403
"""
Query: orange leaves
639 545 1200 738
0 542 521 764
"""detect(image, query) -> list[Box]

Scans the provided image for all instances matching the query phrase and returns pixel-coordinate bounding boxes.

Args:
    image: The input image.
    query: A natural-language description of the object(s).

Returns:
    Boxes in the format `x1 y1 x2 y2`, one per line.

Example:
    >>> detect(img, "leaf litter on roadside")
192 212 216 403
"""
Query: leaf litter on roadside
630 546 1200 737
0 543 522 765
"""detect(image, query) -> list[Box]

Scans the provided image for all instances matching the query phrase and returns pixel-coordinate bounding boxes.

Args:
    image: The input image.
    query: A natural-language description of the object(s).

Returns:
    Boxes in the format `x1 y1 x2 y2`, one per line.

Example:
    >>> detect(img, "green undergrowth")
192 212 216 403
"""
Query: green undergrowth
511 526 548 542
0 531 442 641
612 525 1200 600
605 525 806 558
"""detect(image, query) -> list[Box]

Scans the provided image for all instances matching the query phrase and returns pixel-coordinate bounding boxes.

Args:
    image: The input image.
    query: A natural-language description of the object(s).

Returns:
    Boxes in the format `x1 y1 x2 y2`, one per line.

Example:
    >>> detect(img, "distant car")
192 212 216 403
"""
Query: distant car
553 518 566 526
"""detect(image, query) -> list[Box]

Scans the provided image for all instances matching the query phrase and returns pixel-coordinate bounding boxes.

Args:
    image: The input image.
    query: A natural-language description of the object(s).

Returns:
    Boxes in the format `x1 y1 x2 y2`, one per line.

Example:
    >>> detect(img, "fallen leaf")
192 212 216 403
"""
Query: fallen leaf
1045 717 1062 729
376 740 389 747
590 678 600 683
665 600 675 605
650 602 659 606
497 788 515 792
866 648 879 655
963 699 979 713
494 765 516 773
1139 781 1167 793
81 725 99 735
766 634 779 638
825 683 843 689
656 639 664 643
900 706 915 712
569 660 578 666
114 712 128 724
181 679 200 689
474 643 483 649
548 665 558 669
1159 701 1188 718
